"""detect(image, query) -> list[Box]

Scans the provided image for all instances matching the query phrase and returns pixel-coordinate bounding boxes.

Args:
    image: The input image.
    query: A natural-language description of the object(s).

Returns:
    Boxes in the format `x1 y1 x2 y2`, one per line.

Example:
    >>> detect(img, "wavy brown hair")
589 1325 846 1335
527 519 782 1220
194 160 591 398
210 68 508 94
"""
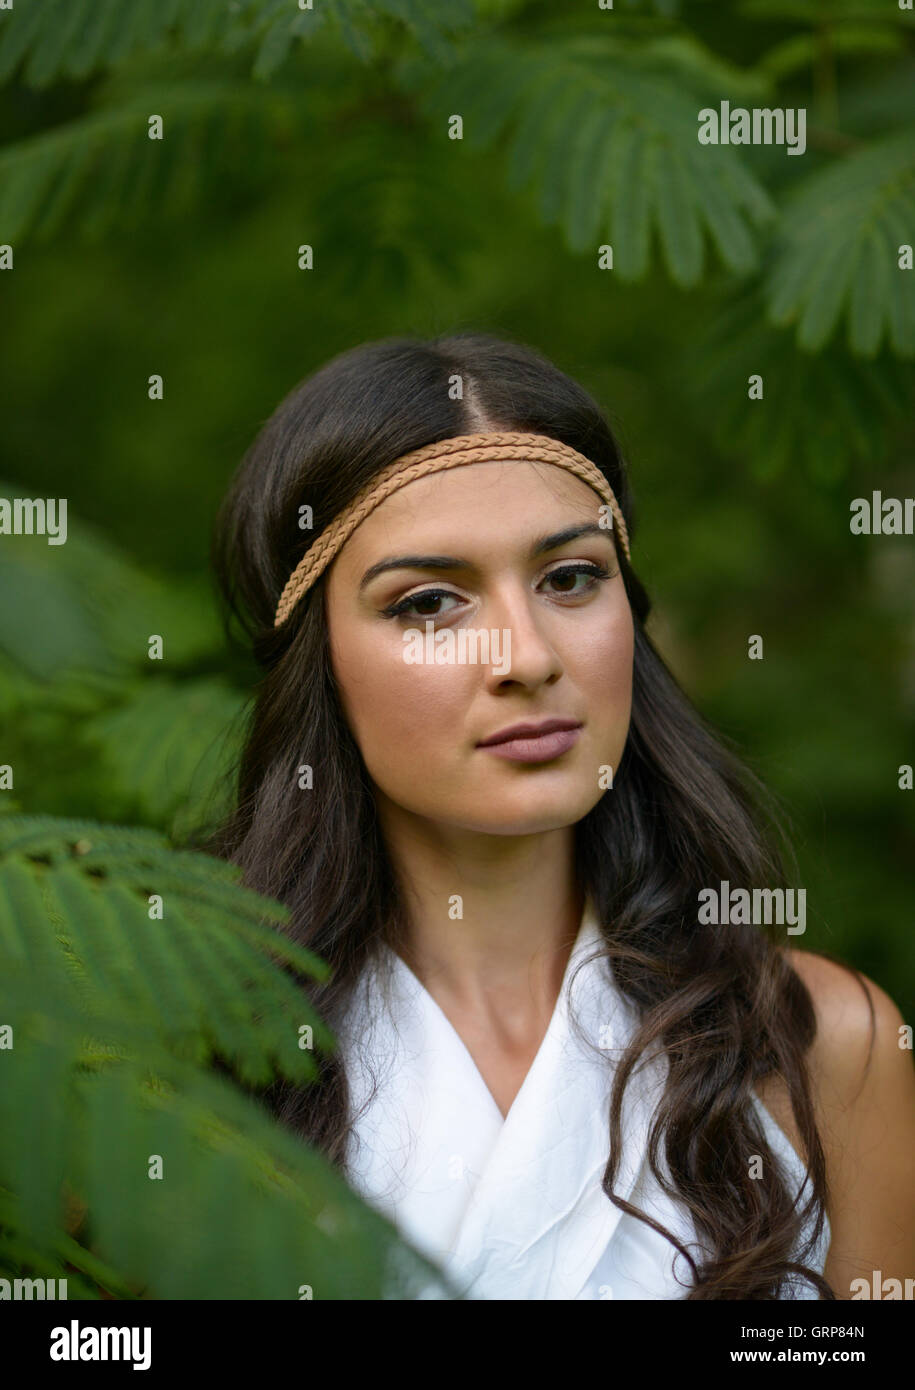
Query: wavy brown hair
204 330 867 1299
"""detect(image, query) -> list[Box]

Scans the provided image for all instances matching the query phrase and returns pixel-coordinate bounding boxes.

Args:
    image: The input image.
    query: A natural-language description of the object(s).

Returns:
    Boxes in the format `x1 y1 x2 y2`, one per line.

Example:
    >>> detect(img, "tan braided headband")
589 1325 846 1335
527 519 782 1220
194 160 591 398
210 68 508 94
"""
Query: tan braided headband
273 431 631 628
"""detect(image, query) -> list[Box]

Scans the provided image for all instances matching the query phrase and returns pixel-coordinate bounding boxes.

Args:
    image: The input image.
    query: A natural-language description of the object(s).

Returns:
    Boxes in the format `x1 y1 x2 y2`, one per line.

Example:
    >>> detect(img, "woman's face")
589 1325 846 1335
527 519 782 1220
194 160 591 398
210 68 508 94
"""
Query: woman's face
324 460 634 837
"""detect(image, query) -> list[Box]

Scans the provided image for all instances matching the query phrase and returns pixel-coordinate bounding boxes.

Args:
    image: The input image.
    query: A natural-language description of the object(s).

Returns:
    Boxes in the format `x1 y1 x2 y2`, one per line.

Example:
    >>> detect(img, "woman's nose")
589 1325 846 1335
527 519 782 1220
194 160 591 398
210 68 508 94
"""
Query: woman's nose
480 591 563 689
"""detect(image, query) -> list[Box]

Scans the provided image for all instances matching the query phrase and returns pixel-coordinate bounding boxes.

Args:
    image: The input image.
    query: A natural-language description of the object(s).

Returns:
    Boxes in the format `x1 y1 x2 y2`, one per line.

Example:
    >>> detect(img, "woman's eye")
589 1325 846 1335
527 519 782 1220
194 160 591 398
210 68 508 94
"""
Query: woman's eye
542 563 610 597
382 589 462 620
381 563 612 621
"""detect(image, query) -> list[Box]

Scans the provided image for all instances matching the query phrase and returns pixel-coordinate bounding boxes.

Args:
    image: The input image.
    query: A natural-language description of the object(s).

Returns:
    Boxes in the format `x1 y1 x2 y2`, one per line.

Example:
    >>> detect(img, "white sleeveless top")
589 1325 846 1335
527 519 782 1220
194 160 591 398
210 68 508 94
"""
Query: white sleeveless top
338 896 831 1300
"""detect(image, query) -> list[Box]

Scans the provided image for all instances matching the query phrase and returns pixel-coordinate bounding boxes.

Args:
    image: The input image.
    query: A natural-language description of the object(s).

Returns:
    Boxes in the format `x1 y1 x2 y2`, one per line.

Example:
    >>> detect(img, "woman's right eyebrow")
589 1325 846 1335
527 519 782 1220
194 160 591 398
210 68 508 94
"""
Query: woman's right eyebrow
358 522 610 592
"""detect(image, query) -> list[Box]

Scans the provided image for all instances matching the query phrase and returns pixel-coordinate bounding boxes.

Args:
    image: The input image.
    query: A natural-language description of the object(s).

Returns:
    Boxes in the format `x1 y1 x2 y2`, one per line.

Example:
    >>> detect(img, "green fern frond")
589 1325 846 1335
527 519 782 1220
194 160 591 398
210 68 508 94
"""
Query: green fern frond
0 484 223 679
0 1184 135 1298
247 0 330 77
0 80 303 244
0 0 234 86
679 281 912 482
399 35 776 284
0 815 332 1078
0 0 474 89
764 129 915 355
332 0 474 69
0 815 459 1297
80 678 246 837
0 976 456 1297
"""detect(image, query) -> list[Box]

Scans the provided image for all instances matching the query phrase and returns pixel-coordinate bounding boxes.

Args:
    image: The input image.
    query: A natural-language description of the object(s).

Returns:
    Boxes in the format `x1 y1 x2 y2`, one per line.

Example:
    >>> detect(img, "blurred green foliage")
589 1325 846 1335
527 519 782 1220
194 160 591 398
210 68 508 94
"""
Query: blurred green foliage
0 814 457 1298
1 0 913 1018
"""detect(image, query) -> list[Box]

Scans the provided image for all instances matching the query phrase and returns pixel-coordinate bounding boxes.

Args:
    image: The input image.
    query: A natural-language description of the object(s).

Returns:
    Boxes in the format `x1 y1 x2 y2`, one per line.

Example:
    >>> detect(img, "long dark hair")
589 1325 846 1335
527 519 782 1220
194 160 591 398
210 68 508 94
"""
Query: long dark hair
204 331 860 1299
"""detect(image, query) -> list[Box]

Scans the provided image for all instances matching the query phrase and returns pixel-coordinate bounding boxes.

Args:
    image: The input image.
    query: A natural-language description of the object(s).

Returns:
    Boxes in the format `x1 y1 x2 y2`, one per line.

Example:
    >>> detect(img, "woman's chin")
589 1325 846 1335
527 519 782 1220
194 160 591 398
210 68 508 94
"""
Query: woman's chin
447 794 601 838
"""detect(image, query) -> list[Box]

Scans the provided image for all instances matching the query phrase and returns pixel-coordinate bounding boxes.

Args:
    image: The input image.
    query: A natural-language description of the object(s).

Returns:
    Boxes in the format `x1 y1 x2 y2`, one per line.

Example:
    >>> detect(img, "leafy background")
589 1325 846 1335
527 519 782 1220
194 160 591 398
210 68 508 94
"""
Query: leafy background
0 0 913 1294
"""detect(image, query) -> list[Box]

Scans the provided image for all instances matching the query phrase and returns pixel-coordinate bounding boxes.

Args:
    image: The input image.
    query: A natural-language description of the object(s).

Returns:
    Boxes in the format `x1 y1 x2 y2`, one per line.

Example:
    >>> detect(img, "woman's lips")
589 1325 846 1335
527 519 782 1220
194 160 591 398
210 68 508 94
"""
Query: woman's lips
479 726 582 763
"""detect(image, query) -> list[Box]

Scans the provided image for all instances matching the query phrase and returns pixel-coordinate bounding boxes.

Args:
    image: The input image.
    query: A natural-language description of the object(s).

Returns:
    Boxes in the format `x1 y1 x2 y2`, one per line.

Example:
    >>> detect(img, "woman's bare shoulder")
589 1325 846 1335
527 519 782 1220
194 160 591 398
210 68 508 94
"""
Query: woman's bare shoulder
783 947 906 1101
782 948 915 1291
755 948 910 1157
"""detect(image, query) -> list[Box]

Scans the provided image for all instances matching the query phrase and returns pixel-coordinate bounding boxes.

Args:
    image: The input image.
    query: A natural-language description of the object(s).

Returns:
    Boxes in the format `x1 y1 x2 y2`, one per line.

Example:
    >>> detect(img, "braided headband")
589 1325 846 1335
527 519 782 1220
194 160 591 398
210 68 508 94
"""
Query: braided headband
274 431 630 628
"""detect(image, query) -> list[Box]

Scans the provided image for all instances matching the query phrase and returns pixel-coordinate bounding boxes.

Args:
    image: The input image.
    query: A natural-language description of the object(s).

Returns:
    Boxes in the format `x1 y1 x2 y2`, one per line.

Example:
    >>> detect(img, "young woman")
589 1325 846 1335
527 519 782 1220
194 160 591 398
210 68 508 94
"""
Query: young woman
208 331 915 1300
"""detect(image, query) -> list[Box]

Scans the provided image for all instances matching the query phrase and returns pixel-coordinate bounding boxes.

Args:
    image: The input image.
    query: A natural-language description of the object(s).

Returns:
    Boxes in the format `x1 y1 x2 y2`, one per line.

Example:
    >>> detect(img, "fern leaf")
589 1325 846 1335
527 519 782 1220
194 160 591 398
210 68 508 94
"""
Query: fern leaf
0 816 333 1078
1 0 238 86
764 129 915 355
7 1028 73 1249
608 124 656 281
0 488 224 681
0 0 473 89
0 1186 125 1298
794 229 860 352
251 0 328 80
0 0 43 85
538 87 600 228
848 227 893 357
0 815 460 1297
503 67 576 192
0 975 458 1297
652 140 705 285
566 106 621 253
876 196 915 357
0 82 299 245
402 35 774 285
80 677 245 836
678 281 912 482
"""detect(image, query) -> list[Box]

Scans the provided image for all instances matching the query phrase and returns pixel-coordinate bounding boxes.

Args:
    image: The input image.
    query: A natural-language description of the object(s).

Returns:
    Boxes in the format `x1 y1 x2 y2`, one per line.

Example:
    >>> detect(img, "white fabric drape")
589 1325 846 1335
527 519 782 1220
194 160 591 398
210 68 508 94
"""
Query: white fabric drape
339 896 831 1299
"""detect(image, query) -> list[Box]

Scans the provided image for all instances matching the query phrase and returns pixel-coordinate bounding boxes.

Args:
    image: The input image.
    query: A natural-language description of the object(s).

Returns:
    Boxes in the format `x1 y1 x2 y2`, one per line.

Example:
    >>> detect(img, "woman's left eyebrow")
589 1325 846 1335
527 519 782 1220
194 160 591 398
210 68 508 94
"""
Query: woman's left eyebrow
358 522 611 592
